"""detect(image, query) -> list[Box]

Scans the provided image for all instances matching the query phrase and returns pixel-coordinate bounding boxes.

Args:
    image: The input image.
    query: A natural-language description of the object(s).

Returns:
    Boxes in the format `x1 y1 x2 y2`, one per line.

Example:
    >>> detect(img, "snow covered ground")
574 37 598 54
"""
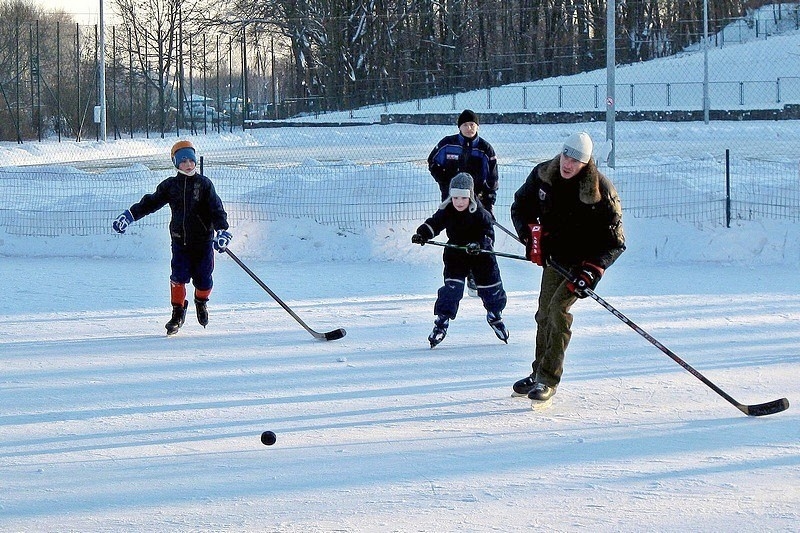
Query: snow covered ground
2 15 800 531
1 126 798 531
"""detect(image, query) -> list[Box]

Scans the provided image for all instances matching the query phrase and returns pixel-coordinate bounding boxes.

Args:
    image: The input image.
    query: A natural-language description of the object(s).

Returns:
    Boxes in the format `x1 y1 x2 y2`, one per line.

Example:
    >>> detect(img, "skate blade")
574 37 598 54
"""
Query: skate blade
491 329 509 343
165 323 183 336
428 332 446 348
530 398 553 410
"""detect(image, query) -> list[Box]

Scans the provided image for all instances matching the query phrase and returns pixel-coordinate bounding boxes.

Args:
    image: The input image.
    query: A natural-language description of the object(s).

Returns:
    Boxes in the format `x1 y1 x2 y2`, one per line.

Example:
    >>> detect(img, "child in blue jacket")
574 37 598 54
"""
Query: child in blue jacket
412 173 509 348
112 140 232 335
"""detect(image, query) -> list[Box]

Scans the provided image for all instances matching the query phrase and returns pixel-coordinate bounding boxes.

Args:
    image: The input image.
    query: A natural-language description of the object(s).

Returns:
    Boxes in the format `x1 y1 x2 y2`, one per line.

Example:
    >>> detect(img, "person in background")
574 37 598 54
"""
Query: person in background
412 173 509 348
427 109 499 211
510 132 625 405
112 140 232 335
428 109 499 295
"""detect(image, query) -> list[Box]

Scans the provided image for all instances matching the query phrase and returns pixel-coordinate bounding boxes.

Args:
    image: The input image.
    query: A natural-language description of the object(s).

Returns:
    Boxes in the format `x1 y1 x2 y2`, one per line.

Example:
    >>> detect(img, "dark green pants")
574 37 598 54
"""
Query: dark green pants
532 265 578 387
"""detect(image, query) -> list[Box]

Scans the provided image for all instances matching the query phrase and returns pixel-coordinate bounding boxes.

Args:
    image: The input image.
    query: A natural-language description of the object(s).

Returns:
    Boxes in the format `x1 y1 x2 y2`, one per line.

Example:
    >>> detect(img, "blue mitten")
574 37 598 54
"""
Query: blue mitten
112 210 134 234
213 230 232 252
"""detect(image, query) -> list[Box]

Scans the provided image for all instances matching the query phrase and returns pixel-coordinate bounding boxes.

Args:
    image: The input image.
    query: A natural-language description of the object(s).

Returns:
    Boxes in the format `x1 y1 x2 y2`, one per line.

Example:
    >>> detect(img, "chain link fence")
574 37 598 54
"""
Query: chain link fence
2 154 798 237
2 5 800 239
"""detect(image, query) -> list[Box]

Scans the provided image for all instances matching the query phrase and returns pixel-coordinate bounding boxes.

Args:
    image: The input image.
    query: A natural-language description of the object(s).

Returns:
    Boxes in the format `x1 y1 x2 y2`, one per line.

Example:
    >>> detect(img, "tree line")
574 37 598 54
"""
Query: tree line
0 0 790 141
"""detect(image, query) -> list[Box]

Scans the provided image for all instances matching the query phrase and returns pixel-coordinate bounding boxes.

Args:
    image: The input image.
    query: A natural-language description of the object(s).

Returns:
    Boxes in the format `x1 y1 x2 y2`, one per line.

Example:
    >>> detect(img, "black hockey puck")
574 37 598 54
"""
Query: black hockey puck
260 431 277 446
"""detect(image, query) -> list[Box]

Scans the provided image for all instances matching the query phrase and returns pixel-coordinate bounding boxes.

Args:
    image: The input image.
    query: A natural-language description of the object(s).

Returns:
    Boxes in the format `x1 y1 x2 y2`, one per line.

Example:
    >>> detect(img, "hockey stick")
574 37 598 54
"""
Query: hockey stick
548 259 788 417
224 249 346 341
493 220 524 245
424 240 529 261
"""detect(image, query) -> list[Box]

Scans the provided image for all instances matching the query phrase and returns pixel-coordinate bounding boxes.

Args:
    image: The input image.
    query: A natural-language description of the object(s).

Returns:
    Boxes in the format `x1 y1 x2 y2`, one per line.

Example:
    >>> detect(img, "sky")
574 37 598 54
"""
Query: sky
0 5 798 532
34 0 102 24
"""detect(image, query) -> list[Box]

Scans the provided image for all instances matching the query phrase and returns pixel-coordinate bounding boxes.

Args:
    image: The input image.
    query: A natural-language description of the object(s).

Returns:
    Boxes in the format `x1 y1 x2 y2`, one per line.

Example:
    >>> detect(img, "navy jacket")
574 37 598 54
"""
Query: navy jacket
427 133 498 205
419 202 495 251
129 172 229 246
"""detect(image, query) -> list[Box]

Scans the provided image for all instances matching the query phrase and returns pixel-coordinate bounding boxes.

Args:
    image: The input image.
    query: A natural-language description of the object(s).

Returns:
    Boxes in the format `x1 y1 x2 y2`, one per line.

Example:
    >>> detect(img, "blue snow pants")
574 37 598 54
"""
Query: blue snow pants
170 240 215 291
433 247 506 320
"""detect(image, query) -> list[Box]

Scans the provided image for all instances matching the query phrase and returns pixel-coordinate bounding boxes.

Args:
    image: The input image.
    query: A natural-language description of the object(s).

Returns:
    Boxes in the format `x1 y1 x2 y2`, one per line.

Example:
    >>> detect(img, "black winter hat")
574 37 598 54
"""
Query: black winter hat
457 109 479 127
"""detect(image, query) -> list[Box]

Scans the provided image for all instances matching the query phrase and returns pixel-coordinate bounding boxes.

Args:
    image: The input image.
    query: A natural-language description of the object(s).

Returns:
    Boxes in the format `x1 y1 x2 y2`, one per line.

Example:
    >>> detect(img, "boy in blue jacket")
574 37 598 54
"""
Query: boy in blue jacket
412 173 509 348
112 140 232 335
427 109 498 296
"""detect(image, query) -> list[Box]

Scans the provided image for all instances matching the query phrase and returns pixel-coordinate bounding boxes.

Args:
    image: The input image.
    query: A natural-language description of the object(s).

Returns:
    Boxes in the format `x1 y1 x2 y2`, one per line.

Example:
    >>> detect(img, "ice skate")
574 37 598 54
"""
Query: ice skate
194 296 209 327
512 375 536 397
428 315 449 348
528 382 556 409
165 300 188 336
487 311 509 343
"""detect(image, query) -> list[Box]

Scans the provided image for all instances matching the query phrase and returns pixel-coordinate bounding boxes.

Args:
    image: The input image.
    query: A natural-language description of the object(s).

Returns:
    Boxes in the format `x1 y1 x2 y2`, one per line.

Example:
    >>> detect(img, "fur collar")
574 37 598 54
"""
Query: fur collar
538 155 603 204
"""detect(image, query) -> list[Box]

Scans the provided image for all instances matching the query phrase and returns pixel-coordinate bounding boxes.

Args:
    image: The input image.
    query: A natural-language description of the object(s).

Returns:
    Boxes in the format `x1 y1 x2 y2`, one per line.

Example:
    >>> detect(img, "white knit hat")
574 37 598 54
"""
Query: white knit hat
562 132 593 163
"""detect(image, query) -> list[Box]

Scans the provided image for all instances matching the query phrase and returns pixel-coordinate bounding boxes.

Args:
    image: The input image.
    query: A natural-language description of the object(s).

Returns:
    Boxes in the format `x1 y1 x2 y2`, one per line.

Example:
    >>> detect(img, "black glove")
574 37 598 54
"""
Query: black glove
567 262 604 298
465 242 481 255
412 224 434 245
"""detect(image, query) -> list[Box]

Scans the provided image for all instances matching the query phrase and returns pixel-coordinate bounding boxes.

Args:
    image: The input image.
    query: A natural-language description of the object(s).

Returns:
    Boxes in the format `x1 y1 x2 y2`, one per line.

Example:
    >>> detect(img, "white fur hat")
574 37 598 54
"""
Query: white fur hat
562 132 593 163
439 172 478 213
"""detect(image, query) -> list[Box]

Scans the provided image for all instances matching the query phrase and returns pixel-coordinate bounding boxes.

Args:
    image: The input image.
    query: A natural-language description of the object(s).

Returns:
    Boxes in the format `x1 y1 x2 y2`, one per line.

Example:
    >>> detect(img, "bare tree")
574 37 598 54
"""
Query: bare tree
113 0 208 136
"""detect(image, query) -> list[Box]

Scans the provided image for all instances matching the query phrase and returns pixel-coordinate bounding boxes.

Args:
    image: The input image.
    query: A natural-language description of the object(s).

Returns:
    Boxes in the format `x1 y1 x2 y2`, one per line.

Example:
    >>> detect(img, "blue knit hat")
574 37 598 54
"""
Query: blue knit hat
171 140 196 168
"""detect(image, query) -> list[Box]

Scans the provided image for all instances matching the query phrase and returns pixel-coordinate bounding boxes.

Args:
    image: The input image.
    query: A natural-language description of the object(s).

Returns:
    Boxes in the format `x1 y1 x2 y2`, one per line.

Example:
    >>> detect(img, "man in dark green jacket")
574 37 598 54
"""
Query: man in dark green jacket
510 132 625 406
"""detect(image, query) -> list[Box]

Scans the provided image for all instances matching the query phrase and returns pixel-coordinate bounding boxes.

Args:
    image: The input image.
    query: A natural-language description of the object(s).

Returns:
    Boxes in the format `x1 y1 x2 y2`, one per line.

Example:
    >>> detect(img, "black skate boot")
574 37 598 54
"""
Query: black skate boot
194 296 209 327
165 300 188 336
487 311 509 343
528 382 556 409
428 315 449 348
512 374 536 397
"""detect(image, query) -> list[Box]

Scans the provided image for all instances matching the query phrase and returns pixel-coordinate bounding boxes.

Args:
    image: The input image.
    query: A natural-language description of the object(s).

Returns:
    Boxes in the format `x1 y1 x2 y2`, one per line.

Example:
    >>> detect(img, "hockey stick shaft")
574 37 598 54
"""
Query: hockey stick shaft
548 259 788 417
224 249 346 341
493 220 524 245
425 240 529 261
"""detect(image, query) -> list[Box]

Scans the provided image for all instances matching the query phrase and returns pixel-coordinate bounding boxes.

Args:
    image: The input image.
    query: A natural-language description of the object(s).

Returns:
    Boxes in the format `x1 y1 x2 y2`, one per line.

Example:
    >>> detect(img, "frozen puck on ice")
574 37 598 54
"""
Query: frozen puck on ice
260 431 277 446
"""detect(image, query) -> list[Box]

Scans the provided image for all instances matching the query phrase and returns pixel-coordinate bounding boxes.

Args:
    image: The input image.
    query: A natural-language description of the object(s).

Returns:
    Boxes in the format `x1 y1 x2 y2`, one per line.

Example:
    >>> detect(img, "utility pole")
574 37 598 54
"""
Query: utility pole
606 0 616 167
98 0 107 140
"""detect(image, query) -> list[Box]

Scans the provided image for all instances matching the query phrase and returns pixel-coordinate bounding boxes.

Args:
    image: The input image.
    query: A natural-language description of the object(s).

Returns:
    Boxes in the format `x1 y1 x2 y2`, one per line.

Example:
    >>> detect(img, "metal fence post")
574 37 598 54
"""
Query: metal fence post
725 149 731 228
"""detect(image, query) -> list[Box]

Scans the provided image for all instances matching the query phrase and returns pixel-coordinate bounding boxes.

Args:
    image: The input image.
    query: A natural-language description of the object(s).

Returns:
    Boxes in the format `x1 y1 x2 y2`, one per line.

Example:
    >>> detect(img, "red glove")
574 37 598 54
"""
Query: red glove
527 224 545 266
567 262 604 298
